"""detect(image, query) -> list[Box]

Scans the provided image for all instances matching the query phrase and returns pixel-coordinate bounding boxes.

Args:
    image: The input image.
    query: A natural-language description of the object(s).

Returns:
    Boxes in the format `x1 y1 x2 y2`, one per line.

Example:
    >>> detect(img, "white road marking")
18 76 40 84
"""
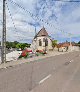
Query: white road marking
62 63 79 92
39 74 51 84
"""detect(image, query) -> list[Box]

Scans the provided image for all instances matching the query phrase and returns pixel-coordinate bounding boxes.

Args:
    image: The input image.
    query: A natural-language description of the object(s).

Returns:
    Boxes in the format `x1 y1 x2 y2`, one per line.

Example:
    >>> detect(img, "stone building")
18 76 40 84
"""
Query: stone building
31 27 53 52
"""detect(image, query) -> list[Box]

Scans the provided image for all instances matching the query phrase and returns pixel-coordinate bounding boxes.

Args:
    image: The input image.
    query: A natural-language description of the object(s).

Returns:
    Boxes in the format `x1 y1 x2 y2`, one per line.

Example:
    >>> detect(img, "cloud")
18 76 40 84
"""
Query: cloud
0 0 80 43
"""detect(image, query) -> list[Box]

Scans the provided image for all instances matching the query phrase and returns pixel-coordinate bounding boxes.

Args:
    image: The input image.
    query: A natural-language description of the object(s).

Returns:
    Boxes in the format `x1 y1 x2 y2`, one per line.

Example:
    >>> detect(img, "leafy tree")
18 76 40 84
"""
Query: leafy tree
6 42 11 49
78 41 80 44
14 41 19 44
78 41 80 47
16 43 26 50
5 41 30 50
16 43 21 50
52 40 58 48
6 41 19 49
11 41 19 48
26 44 31 47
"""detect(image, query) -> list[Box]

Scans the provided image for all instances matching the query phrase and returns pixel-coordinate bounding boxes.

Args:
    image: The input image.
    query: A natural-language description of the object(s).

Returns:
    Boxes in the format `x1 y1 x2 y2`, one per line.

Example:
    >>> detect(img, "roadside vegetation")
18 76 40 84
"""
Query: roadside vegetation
78 41 80 47
0 41 31 50
52 40 58 49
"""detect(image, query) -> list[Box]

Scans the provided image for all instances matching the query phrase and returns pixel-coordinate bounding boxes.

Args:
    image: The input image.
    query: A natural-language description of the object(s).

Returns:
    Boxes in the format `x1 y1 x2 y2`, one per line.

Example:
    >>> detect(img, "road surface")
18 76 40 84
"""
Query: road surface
0 51 80 92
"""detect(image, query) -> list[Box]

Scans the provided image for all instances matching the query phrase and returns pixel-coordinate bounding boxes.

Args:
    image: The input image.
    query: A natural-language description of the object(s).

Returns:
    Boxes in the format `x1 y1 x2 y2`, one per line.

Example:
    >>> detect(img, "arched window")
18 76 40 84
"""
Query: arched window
45 38 48 46
39 39 42 46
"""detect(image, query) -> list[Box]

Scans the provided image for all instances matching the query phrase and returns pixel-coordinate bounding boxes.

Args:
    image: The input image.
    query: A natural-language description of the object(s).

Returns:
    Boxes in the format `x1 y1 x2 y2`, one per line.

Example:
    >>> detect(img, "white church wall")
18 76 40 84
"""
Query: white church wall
31 36 53 51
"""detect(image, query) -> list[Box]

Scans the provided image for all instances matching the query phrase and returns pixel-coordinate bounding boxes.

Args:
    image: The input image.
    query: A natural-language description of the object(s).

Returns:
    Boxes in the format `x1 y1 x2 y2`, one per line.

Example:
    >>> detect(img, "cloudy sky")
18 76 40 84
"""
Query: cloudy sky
0 0 80 43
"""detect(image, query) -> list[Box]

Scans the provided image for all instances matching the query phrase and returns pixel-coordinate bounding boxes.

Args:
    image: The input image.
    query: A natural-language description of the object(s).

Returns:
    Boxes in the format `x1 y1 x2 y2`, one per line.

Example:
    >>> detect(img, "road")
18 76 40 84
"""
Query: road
0 51 80 92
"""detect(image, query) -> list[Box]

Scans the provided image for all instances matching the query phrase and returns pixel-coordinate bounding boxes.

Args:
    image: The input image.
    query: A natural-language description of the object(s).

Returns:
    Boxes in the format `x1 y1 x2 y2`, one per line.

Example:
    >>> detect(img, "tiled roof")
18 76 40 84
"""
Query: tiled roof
57 42 78 48
34 27 48 38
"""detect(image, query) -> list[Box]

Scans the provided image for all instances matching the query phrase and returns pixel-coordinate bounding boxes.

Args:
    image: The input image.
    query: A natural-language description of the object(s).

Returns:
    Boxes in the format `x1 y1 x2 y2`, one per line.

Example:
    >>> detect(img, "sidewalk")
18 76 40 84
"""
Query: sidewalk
0 51 71 69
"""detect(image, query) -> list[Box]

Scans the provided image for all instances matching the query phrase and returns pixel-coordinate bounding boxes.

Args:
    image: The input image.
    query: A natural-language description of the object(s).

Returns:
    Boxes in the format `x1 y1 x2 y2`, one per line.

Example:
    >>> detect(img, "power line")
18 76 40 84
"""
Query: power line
8 0 73 37
7 0 80 41
52 0 80 2
45 0 68 36
6 2 24 42
6 1 28 41
6 1 35 34
3 5 22 41
7 0 77 48
6 2 18 32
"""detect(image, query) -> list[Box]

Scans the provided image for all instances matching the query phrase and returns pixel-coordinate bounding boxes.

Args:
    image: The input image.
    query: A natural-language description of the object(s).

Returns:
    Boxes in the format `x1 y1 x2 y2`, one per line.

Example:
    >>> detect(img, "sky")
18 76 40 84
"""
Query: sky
0 0 80 43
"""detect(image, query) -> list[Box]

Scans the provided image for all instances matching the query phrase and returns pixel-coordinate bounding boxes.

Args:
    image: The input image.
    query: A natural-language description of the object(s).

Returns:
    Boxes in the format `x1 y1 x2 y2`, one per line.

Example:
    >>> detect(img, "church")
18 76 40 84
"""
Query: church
31 27 53 52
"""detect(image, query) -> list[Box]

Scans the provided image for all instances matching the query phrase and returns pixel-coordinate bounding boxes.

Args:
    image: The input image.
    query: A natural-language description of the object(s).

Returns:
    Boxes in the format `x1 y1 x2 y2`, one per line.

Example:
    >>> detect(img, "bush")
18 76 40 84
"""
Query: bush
36 50 47 56
24 53 29 58
18 50 29 59
18 55 23 59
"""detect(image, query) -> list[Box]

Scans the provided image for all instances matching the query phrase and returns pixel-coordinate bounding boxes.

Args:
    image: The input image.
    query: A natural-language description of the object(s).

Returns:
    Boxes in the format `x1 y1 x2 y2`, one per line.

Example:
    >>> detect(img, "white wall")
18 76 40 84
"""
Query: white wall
72 46 80 51
31 36 53 51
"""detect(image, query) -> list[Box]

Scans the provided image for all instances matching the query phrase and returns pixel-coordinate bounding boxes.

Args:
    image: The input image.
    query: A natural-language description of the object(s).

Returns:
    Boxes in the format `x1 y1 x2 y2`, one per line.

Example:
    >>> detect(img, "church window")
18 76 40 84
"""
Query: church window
45 38 48 46
39 39 42 46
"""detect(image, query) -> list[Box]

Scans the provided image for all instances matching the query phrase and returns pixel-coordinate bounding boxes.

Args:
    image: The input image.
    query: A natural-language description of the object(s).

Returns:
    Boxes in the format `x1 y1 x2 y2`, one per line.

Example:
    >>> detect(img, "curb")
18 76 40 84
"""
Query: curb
0 51 73 70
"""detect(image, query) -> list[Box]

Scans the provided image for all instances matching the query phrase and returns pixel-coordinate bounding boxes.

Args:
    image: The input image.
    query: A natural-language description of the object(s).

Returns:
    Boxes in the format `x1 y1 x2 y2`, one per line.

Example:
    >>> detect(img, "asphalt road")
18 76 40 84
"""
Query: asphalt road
0 51 80 92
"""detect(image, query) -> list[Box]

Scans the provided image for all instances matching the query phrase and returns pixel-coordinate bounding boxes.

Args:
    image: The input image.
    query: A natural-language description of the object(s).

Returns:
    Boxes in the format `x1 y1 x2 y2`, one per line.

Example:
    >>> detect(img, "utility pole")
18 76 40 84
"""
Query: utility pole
1 0 6 63
35 26 37 51
69 34 72 51
35 26 36 35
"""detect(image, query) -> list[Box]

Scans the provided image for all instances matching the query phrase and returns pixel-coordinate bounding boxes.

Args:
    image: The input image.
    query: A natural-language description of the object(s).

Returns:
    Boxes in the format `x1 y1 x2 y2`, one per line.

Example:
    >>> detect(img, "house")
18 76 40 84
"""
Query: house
31 27 53 52
71 42 80 51
57 42 70 52
57 42 80 52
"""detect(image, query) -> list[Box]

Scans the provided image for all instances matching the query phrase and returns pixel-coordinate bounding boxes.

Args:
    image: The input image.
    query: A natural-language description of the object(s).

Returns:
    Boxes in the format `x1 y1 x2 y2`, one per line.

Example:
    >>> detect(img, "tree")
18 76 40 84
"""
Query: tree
78 41 80 44
6 41 19 49
78 41 80 47
14 41 19 45
5 41 30 50
24 43 31 47
11 41 19 48
52 40 58 48
16 43 26 50
6 41 11 49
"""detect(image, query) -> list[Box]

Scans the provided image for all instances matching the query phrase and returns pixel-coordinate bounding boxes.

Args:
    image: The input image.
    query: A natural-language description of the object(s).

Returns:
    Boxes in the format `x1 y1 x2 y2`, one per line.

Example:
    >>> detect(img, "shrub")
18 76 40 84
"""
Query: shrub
18 50 29 59
36 50 47 56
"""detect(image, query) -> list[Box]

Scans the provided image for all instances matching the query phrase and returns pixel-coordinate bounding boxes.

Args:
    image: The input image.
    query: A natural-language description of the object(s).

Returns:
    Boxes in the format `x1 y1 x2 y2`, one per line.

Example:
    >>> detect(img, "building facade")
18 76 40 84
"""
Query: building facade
31 27 53 52
57 42 80 52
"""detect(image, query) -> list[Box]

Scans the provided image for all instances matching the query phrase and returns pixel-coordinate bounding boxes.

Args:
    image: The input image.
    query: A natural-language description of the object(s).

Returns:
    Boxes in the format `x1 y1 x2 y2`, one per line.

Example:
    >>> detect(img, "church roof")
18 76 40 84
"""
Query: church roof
34 27 48 38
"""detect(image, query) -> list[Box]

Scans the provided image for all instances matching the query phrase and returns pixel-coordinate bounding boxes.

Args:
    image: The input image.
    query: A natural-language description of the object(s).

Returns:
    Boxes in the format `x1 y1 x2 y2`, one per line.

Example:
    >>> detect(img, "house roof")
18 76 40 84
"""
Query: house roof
34 27 48 39
57 42 77 48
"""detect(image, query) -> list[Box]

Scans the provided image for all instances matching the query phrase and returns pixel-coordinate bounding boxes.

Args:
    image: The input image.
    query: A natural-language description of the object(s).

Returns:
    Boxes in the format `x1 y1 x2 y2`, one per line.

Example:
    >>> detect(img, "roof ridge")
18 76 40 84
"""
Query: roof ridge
34 27 49 39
